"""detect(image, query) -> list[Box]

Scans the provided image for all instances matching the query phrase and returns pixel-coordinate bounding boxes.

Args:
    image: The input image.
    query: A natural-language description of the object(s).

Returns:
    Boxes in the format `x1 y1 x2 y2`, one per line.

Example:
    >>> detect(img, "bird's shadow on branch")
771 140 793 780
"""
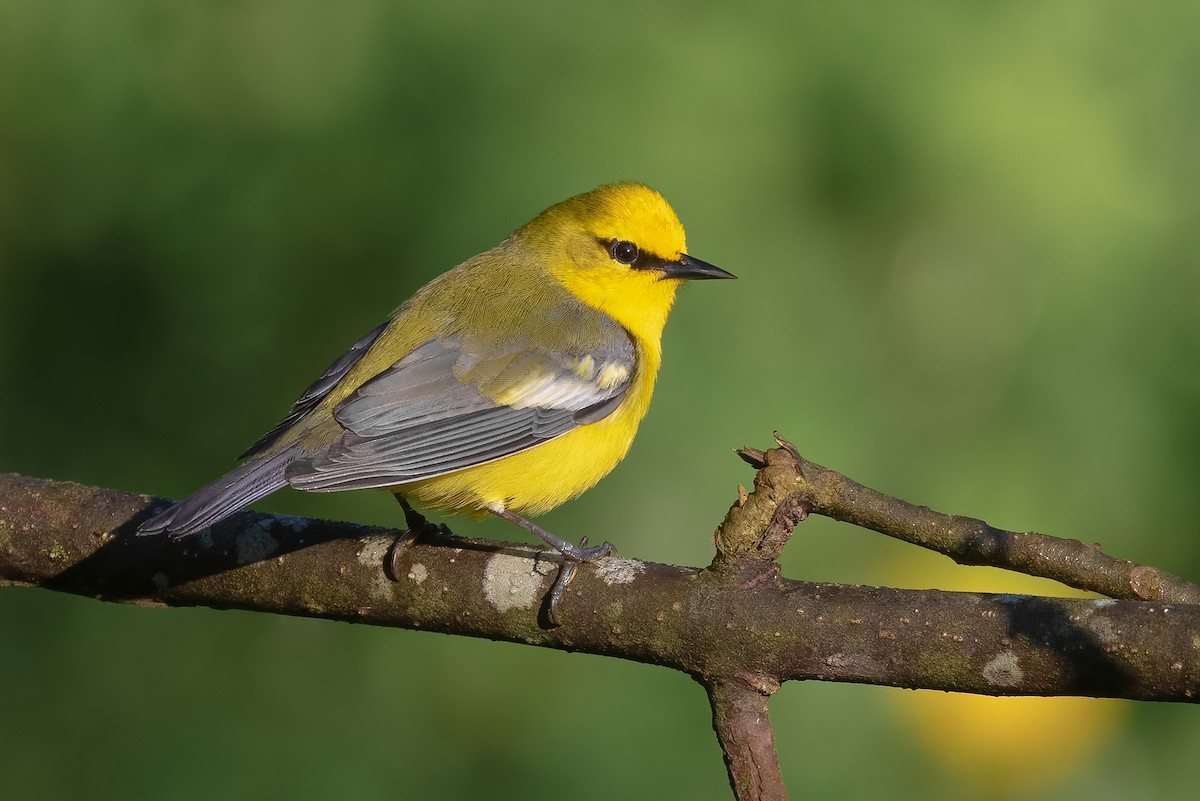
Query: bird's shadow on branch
998 595 1134 694
42 503 562 620
43 505 377 600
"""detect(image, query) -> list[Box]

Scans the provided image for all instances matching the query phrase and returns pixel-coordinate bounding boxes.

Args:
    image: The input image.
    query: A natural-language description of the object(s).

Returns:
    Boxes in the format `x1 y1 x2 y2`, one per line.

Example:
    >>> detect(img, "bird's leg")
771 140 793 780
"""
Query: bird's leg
488 505 614 626
395 494 430 535
393 494 454 539
386 495 453 581
488 505 614 561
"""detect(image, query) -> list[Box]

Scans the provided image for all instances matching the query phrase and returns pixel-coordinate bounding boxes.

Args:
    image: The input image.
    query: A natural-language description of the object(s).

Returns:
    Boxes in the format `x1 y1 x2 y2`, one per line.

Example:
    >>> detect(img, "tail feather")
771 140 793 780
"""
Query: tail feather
138 448 297 538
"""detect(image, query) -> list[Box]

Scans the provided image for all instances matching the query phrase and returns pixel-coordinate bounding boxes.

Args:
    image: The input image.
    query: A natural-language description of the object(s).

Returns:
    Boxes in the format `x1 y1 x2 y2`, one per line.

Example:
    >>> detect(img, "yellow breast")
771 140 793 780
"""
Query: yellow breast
397 339 661 516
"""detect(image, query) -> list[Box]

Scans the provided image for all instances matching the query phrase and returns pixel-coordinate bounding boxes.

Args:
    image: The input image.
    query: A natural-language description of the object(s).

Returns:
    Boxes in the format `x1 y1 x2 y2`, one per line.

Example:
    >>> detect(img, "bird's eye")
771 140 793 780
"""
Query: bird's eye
609 240 639 265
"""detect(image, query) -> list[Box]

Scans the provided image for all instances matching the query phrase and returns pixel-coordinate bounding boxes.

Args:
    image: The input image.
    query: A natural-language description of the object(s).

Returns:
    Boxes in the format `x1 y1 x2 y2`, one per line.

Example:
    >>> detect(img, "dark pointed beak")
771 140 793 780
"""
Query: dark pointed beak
661 253 737 280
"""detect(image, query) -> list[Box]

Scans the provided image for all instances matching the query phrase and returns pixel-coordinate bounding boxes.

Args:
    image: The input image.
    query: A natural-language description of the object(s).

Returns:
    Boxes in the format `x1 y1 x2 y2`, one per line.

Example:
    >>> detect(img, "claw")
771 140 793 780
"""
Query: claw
542 535 615 625
546 561 578 627
384 529 420 582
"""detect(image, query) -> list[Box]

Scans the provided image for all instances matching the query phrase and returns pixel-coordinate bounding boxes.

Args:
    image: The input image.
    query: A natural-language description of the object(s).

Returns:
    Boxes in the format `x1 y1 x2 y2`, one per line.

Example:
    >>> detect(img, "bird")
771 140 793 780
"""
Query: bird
139 182 734 579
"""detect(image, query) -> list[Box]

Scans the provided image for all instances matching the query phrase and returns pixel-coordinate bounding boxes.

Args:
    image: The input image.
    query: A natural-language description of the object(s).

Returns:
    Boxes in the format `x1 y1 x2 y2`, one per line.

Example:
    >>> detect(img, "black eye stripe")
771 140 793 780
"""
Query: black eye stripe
599 238 672 271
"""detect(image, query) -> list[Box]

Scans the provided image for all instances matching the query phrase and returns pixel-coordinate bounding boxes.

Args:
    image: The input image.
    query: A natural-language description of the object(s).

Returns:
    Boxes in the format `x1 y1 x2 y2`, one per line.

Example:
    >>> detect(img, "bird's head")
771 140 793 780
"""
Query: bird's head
518 182 734 341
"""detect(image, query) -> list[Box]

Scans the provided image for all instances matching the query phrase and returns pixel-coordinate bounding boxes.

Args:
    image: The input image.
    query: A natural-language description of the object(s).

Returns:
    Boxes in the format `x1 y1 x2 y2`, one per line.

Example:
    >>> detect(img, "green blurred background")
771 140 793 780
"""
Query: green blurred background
2 1 1197 799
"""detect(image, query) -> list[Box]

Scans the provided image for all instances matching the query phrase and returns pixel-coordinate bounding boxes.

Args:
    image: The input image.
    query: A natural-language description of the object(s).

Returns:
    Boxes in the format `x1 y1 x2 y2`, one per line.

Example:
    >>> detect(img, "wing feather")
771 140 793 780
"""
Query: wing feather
285 332 634 492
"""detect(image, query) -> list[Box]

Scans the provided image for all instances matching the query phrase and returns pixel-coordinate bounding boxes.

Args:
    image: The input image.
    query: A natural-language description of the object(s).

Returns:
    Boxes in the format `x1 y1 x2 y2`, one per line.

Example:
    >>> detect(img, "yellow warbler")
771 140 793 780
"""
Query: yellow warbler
140 182 733 566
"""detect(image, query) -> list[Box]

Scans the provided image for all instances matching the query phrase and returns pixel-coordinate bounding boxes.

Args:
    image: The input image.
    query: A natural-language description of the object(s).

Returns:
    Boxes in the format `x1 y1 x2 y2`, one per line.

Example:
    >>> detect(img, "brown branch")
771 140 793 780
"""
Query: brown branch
4 438 1200 801
736 435 1200 604
707 676 787 801
1 471 1196 704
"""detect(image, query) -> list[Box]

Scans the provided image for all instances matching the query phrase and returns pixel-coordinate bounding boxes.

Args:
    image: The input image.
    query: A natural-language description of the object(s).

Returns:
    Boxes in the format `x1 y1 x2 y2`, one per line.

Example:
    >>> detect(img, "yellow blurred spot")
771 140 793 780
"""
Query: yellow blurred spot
883 553 1128 797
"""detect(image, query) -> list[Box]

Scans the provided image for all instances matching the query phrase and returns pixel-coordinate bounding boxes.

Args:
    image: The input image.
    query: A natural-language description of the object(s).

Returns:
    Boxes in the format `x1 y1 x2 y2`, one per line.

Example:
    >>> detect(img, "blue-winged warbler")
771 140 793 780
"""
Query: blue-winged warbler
140 182 734 565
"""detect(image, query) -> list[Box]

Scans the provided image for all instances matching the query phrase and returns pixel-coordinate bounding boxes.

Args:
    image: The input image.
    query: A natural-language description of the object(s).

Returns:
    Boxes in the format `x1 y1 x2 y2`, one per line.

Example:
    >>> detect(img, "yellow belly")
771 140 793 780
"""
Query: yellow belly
397 345 658 516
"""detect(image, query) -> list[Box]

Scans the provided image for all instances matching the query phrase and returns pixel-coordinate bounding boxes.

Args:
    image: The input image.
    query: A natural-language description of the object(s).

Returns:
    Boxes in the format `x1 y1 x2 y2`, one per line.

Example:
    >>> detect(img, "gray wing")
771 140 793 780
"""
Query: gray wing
284 332 634 491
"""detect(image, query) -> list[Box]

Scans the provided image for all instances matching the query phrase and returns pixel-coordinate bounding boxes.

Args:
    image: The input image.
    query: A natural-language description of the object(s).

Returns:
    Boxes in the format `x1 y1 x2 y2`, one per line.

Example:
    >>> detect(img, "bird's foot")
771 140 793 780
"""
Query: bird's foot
486 504 620 625
554 534 615 562
394 495 457 542
386 495 456 581
544 535 615 627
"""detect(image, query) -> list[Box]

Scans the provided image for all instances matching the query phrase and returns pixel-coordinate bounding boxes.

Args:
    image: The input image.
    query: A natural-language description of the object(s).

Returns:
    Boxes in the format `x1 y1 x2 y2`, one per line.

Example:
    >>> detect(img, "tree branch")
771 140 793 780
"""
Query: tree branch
736 435 1200 604
707 676 787 801
1 471 1196 702
4 437 1200 800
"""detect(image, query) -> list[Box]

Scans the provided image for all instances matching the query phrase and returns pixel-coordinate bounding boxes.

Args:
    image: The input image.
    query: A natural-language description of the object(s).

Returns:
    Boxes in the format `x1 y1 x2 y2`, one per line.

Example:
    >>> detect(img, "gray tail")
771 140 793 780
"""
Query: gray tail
137 448 297 539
